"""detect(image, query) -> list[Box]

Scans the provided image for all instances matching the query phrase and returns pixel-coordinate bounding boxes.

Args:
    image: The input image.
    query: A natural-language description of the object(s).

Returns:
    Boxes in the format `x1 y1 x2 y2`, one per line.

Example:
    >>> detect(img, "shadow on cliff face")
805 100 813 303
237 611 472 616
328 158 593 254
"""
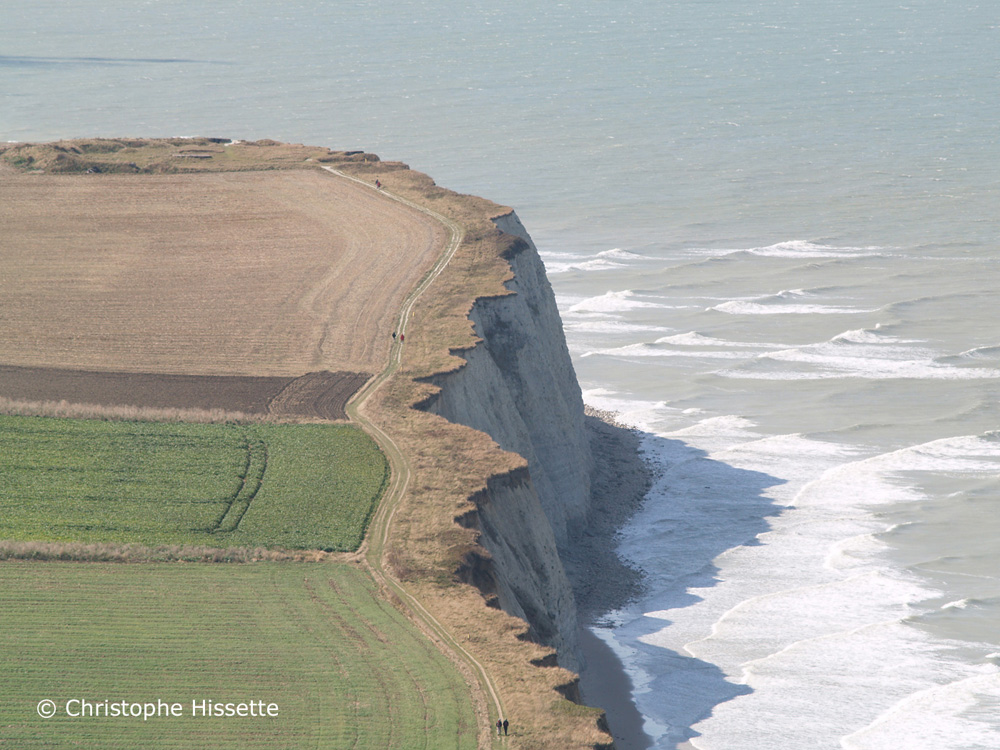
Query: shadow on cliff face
562 412 653 622
576 418 785 749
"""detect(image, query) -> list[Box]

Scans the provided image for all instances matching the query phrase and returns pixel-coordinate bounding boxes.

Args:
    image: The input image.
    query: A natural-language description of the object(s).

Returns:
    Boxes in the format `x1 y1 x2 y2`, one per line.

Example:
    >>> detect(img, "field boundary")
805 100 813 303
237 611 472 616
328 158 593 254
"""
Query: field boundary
0 366 372 422
323 166 507 746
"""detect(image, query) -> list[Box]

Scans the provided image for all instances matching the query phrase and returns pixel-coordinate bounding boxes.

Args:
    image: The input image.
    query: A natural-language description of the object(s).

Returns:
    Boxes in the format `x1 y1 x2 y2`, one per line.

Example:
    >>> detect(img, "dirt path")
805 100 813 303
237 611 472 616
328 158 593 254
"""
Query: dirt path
328 167 507 748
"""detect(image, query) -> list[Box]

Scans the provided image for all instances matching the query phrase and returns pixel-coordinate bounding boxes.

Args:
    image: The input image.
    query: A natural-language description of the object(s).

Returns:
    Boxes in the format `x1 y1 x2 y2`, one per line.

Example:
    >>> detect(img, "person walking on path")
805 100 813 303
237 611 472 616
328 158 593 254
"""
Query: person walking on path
502 718 508 736
496 718 503 736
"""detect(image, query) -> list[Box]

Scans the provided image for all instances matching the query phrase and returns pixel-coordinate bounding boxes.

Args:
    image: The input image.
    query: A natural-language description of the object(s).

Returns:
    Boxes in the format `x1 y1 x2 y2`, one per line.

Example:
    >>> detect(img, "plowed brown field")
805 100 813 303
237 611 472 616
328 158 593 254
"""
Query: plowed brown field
0 165 444 416
0 365 369 420
0 169 444 377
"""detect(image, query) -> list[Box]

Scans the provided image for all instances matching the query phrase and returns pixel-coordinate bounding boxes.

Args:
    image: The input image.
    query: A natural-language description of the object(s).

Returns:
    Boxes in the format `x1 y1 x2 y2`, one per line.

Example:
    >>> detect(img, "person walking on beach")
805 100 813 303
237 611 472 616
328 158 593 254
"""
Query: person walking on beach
496 718 503 736
503 718 509 736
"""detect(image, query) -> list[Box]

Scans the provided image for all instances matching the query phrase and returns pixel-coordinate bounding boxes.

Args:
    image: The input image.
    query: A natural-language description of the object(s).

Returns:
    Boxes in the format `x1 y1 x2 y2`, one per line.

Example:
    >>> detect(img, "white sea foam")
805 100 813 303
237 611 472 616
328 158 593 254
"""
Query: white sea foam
582 330 793 360
708 287 884 316
938 344 1000 367
717 328 1000 380
712 432 864 489
839 435 1000 481
841 670 1000 750
831 327 919 345
563 258 630 272
620 424 868 616
693 240 888 259
748 240 886 258
582 387 619 400
582 393 685 434
574 282 1000 743
567 289 673 314
664 415 761 445
712 300 874 315
942 599 973 610
654 332 786 349
562 319 671 336
957 344 1000 360
612 420 1000 748
689 623 998 750
539 250 589 262
541 247 645 273
598 248 646 261
581 343 663 359
540 252 594 274
825 531 896 572
582 343 759 360
683 571 935 672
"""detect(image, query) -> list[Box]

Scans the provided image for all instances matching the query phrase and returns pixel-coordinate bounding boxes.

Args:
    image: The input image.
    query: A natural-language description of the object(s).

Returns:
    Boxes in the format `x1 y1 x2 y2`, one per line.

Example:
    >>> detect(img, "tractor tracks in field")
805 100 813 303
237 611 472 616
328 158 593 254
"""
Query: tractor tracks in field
322 166 506 747
212 436 267 533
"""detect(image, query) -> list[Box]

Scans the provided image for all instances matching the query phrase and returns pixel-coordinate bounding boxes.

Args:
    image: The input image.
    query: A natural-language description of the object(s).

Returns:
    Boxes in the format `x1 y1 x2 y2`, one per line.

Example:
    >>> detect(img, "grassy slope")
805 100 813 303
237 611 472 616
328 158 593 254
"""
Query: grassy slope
0 562 475 750
0 415 387 551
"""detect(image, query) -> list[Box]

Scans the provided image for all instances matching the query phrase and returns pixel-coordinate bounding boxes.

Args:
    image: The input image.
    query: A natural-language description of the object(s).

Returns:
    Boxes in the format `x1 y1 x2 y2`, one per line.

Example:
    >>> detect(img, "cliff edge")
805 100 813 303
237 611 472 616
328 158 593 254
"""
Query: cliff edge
334 157 644 749
422 210 591 670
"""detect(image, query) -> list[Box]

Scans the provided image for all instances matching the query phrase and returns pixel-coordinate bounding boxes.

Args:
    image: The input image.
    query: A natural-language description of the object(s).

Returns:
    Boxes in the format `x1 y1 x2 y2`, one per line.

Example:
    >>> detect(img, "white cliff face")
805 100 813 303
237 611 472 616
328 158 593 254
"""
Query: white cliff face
425 211 591 669
436 211 592 543
459 468 580 669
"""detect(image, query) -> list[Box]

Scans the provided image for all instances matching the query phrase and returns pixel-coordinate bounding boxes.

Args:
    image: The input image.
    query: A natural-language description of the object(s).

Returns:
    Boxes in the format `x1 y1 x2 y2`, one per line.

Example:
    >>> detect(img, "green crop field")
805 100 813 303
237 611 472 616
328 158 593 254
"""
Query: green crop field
0 415 388 551
0 561 477 749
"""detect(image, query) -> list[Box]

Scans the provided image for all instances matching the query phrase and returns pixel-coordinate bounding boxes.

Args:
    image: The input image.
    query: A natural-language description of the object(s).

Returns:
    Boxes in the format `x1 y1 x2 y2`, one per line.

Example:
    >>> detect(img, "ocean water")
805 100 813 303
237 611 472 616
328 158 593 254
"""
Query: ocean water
5 1 1000 747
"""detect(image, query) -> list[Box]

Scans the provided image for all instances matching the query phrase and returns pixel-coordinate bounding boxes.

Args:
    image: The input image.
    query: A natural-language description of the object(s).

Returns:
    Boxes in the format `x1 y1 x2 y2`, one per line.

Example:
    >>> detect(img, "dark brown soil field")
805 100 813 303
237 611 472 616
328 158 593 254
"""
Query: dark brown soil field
0 365 370 420
266 369 373 420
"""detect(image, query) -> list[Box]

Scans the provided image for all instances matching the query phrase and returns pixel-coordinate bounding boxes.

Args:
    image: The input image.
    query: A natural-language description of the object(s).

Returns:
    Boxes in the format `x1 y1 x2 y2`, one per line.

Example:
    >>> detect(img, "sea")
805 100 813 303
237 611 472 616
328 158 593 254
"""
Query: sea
4 2 1000 747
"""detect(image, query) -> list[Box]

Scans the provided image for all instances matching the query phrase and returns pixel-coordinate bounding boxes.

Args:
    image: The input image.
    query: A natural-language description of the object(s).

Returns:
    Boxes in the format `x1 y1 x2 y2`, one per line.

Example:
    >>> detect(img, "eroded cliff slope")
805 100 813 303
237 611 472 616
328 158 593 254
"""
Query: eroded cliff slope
422 210 594 670
341 156 619 748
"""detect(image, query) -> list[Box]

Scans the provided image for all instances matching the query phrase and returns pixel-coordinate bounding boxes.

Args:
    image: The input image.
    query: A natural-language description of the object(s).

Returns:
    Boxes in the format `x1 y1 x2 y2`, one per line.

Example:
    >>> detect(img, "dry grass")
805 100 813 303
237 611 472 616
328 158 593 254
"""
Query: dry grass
0 395 259 424
0 137 380 174
0 539 304 563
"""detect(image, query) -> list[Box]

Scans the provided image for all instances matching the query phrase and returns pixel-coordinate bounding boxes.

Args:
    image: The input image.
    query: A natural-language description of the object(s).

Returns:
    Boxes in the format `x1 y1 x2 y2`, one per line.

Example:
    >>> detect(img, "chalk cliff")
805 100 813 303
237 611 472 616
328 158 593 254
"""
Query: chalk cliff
423 210 592 670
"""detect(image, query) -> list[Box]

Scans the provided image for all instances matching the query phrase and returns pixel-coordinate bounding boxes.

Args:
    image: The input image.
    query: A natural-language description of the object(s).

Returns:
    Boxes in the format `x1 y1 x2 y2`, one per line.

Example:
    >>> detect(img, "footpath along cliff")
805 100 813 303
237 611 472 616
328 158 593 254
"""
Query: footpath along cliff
425 210 649 672
352 157 649 749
